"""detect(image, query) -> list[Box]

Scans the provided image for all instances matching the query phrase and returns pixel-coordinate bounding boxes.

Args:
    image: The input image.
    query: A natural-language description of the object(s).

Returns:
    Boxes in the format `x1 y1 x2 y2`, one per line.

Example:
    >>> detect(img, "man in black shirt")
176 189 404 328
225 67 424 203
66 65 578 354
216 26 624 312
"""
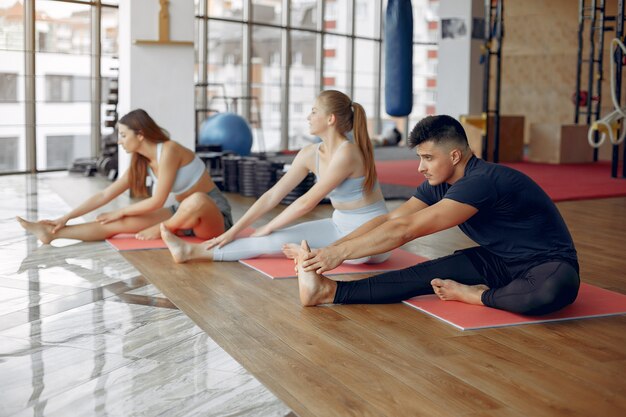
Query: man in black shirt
297 115 580 315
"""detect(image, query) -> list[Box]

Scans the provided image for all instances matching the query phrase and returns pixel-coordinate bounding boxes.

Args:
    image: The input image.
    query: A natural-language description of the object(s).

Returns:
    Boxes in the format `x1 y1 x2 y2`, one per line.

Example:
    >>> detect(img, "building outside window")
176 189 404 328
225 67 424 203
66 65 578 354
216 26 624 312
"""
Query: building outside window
0 73 18 102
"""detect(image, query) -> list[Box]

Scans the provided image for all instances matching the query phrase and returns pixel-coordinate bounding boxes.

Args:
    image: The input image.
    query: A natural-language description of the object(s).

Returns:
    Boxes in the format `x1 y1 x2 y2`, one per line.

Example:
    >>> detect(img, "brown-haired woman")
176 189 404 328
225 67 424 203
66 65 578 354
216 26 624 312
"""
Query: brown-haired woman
161 90 390 264
17 109 232 244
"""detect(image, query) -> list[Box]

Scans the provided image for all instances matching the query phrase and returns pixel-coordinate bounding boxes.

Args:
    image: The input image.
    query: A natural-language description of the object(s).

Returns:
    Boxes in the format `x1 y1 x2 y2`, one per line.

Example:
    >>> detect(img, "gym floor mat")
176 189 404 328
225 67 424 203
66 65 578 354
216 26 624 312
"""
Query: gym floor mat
239 249 428 279
403 283 626 330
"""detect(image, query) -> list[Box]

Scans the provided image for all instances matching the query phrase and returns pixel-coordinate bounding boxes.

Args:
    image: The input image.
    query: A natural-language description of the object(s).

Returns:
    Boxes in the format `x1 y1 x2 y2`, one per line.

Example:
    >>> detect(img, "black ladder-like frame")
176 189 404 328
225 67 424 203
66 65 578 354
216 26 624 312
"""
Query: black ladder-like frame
482 0 504 163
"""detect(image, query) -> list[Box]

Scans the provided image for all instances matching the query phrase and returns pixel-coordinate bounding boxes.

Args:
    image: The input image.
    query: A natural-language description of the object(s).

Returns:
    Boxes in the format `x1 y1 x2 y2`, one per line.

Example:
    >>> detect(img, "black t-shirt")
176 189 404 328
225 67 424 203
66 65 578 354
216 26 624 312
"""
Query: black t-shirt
414 156 578 265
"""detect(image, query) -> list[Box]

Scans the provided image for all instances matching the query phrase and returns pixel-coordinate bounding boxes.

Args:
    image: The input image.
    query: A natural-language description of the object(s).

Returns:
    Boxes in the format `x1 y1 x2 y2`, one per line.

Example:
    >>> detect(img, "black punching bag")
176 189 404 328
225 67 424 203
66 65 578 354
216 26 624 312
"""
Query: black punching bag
385 0 413 117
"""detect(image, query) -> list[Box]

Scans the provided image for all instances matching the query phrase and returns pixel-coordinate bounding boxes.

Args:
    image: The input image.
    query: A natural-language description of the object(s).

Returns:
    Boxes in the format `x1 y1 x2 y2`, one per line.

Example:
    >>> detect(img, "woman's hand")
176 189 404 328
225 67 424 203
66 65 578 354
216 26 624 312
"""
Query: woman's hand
96 210 125 225
203 228 238 250
39 214 70 234
250 224 272 238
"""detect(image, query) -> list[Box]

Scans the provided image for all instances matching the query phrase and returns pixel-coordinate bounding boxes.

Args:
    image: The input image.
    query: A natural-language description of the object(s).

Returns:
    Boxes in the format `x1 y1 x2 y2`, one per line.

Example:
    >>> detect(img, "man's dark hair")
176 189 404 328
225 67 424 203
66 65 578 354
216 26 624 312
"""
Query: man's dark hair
407 115 469 150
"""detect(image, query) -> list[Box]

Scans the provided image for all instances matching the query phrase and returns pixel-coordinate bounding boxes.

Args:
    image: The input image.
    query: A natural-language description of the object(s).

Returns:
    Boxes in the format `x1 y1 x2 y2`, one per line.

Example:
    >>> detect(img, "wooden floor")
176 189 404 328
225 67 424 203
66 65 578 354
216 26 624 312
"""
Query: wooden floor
122 194 626 417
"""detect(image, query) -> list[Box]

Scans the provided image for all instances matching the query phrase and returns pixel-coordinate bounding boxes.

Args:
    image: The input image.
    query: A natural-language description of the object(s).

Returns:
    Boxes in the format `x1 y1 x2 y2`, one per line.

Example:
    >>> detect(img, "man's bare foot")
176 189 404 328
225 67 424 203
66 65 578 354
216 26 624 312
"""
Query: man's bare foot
431 278 489 306
16 216 54 244
281 243 300 259
296 240 337 306
160 223 212 263
136 224 161 240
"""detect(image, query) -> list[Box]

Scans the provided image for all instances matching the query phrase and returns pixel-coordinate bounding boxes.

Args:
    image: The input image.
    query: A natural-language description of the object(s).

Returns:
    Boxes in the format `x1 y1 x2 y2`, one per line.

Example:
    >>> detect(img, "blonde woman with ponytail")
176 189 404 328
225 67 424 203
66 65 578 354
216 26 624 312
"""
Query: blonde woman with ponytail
18 109 232 244
161 90 391 264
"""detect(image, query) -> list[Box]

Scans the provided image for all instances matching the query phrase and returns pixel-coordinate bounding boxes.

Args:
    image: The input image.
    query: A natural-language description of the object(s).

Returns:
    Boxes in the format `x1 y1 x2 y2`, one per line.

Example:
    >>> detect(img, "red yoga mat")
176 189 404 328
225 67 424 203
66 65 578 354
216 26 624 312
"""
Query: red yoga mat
403 283 626 330
239 249 428 279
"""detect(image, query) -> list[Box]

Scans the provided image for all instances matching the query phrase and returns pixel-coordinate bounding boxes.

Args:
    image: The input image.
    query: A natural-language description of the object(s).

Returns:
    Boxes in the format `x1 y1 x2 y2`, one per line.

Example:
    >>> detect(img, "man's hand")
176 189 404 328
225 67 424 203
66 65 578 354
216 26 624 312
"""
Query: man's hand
302 246 346 274
96 210 124 224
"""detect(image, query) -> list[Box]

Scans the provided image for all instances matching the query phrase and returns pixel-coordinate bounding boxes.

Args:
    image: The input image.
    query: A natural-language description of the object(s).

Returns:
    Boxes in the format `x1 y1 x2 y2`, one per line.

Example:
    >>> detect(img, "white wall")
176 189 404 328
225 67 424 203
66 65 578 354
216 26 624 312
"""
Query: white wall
118 0 195 174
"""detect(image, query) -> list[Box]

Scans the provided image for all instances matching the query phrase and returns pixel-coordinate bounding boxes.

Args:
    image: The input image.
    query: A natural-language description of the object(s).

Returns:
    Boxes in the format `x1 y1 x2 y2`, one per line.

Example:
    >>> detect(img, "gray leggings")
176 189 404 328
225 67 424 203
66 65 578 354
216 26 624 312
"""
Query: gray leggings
213 200 391 262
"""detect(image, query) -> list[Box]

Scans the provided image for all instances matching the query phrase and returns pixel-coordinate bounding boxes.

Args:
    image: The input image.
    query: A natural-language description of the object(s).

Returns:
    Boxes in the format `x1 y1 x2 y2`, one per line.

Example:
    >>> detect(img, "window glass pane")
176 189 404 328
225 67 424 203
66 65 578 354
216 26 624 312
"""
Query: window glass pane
0 136 19 171
353 39 378 136
252 25 283 151
0 0 24 51
252 0 282 25
291 0 317 30
208 0 244 19
0 73 18 102
0 0 25 172
409 43 438 126
47 134 90 169
324 0 350 34
413 0 439 43
206 20 245 111
35 0 92 171
354 0 380 39
323 34 350 92
289 30 319 149
101 5 119 137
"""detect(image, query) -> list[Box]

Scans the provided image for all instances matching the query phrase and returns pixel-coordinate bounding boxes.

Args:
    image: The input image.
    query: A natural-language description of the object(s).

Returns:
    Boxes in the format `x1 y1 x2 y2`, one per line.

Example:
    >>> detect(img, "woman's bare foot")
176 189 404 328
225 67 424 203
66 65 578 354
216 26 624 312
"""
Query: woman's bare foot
16 216 54 244
136 224 161 240
431 278 489 306
281 243 300 259
296 240 337 306
160 223 212 263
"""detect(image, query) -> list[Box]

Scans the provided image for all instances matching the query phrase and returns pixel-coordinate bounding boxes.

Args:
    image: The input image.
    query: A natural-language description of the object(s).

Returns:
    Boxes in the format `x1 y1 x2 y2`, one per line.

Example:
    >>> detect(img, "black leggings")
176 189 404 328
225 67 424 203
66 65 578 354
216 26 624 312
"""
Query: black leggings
334 247 581 315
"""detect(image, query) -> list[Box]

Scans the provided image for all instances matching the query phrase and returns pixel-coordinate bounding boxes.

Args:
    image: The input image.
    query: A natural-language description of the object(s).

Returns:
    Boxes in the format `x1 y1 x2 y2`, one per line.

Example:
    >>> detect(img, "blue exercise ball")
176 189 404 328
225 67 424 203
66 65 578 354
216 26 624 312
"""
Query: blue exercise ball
198 112 253 156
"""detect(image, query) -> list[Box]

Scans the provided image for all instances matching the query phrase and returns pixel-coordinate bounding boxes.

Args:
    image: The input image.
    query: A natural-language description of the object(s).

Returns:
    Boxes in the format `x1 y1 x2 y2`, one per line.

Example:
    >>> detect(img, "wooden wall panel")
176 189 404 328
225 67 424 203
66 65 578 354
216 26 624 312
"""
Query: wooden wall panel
499 0 625 147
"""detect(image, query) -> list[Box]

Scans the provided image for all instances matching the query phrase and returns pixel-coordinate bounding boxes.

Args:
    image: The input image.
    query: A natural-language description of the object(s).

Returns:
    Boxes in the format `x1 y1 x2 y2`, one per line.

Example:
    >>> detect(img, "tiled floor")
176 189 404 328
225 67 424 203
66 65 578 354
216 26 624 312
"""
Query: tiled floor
0 173 293 417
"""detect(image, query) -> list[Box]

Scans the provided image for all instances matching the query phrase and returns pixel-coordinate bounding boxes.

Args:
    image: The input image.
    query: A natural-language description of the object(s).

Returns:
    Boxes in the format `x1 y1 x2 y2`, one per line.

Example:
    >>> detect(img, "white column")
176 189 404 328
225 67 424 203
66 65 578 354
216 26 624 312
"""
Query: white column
436 0 484 119
117 0 195 174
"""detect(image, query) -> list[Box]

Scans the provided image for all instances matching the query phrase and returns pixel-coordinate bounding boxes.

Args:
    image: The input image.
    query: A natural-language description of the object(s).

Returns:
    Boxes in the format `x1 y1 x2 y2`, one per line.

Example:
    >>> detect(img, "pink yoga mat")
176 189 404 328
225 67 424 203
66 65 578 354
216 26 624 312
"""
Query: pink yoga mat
239 249 428 279
403 283 626 330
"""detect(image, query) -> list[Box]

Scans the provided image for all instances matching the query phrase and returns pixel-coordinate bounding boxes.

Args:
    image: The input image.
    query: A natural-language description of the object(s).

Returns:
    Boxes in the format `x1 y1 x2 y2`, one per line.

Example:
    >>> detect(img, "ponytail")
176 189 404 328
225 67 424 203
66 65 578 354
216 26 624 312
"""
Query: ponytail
317 90 378 192
351 102 377 192
129 153 150 198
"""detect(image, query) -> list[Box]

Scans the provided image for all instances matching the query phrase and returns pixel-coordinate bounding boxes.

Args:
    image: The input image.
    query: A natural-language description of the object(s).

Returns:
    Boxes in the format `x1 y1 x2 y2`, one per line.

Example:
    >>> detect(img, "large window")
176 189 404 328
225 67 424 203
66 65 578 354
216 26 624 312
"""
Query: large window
353 39 379 127
197 0 438 151
0 0 119 174
289 29 319 149
2 0 439 172
35 0 92 171
0 0 25 173
323 34 351 92
252 25 283 150
206 20 246 112
101 4 119 137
